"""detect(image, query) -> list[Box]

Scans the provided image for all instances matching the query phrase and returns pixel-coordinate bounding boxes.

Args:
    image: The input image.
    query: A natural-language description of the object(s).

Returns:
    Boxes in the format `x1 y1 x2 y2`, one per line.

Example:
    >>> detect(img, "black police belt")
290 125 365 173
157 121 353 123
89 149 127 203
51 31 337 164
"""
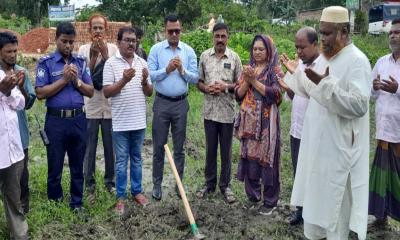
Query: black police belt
47 107 84 118
156 92 187 101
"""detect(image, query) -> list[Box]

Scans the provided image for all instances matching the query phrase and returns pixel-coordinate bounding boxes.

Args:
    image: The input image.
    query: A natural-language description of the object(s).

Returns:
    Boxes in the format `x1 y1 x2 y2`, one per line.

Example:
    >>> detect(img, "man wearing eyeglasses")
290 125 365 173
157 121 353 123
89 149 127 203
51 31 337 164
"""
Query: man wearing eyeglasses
148 15 199 200
35 22 94 212
103 27 153 215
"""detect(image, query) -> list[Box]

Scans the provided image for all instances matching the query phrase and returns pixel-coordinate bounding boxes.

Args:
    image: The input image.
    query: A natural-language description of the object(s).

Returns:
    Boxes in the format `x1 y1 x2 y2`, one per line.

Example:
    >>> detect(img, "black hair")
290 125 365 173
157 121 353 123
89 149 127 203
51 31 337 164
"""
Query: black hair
117 27 136 41
213 22 229 34
392 18 400 25
56 22 76 38
164 15 179 25
0 31 18 49
134 27 144 39
297 27 318 44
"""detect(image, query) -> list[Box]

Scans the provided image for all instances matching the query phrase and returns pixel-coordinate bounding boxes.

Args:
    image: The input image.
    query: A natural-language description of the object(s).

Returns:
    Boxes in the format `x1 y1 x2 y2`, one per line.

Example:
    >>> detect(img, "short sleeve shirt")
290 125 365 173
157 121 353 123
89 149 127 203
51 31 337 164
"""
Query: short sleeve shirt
35 50 92 109
199 47 242 123
103 52 151 131
78 42 118 119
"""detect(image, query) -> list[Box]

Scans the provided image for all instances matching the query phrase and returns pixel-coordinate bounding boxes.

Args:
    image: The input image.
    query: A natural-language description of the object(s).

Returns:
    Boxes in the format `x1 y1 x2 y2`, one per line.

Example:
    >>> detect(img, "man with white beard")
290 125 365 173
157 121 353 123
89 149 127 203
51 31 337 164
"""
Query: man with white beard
281 6 371 240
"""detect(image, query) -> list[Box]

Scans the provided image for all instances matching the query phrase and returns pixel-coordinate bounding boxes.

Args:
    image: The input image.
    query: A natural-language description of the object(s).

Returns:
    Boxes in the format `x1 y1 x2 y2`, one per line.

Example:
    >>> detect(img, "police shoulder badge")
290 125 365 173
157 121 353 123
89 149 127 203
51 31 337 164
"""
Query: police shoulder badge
37 68 45 78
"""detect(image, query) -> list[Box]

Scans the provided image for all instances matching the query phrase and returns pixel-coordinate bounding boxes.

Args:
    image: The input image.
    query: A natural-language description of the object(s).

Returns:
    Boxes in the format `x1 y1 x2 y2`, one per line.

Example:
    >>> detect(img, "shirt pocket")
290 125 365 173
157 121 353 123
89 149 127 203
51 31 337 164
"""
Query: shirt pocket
221 60 234 81
50 70 64 83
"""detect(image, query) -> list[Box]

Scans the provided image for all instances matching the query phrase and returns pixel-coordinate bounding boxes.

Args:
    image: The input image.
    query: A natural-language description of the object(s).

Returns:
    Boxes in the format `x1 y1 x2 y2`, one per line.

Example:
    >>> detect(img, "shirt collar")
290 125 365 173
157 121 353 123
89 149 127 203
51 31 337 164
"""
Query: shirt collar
163 40 182 50
306 54 320 68
210 47 228 58
53 50 74 63
0 64 22 71
327 43 353 61
115 50 138 62
389 53 400 63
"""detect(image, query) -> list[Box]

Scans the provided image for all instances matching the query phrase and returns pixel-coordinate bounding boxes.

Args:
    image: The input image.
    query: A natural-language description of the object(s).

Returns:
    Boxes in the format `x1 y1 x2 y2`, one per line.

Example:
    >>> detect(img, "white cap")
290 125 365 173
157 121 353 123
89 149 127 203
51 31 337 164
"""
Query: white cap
320 6 349 23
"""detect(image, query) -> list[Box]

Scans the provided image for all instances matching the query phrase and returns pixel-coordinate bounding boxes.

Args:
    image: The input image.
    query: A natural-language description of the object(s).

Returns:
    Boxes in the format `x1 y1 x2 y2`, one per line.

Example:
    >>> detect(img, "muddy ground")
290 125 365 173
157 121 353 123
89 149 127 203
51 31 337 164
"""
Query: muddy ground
21 61 400 239
45 139 399 240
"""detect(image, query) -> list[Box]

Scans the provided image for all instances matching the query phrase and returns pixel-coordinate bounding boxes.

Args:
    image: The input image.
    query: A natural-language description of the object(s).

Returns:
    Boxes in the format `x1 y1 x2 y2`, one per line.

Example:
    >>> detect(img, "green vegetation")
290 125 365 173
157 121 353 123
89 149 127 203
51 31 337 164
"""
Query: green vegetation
0 15 30 34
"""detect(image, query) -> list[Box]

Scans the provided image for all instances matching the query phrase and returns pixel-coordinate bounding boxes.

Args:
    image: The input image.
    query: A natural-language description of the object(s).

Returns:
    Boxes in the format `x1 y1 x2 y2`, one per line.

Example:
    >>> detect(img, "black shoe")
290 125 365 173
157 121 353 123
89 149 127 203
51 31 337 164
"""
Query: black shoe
288 209 303 225
105 184 116 194
72 207 89 222
152 185 162 201
175 185 182 199
258 205 277 216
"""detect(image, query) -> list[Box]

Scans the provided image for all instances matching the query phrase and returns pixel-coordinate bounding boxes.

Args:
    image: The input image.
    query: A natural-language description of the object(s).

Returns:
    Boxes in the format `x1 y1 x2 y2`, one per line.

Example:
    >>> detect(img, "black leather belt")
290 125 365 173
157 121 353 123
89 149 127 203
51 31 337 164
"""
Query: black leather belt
156 92 187 101
47 107 84 118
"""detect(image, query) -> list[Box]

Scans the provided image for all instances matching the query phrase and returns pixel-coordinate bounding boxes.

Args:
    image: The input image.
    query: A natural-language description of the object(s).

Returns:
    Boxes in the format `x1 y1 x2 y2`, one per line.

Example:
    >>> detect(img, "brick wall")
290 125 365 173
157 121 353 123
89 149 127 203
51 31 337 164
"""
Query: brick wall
297 9 323 23
50 21 131 45
18 21 131 53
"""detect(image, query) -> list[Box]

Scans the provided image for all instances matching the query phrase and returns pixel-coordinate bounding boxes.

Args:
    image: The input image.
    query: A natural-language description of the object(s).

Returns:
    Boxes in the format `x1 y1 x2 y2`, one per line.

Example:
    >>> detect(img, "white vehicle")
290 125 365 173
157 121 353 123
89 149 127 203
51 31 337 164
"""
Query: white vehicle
368 1 400 34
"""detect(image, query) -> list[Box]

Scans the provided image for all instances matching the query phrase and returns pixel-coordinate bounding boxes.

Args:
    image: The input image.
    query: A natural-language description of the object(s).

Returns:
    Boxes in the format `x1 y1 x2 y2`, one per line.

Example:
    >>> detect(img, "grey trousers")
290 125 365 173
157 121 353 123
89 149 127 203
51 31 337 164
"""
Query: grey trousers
0 160 28 240
83 119 115 192
152 96 189 187
20 149 29 214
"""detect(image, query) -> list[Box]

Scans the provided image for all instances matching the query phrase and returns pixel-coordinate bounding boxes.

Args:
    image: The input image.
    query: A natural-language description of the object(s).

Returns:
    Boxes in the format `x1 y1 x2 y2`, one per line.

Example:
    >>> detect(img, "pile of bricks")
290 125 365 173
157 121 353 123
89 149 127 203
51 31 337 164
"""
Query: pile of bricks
20 28 52 53
71 21 131 44
16 21 131 53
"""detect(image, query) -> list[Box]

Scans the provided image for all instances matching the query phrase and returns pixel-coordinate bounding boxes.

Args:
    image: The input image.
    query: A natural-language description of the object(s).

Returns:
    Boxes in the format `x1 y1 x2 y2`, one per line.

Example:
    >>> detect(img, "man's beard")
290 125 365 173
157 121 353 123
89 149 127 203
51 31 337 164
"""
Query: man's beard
321 34 345 59
2 59 16 68
389 42 400 54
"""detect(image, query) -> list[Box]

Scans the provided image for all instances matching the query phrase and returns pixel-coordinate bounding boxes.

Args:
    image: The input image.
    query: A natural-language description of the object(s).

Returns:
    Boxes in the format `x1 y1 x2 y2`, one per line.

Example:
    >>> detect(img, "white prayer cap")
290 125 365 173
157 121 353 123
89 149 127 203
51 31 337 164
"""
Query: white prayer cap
320 6 349 23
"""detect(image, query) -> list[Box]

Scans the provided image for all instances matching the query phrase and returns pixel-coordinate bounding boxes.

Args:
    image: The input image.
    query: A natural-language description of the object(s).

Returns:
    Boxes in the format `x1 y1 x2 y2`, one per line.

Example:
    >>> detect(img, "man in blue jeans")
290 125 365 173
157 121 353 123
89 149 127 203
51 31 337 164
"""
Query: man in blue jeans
103 27 153 215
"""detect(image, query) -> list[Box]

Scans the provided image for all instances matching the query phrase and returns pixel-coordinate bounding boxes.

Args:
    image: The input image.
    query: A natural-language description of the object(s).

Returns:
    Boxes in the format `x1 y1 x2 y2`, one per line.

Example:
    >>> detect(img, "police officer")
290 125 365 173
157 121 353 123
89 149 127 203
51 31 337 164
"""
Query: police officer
35 22 94 211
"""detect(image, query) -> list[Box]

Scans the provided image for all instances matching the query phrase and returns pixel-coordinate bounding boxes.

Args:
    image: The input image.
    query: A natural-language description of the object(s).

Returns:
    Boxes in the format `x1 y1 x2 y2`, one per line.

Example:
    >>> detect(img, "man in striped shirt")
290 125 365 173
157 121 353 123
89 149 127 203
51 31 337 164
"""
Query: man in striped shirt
103 27 153 215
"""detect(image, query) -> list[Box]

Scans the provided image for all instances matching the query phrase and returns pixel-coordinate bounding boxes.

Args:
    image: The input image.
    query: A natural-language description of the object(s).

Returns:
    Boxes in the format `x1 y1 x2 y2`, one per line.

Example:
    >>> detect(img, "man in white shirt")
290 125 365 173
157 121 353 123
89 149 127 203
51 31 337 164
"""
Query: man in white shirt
103 27 153 215
368 18 400 227
78 14 118 204
282 6 371 240
0 63 28 238
280 26 319 226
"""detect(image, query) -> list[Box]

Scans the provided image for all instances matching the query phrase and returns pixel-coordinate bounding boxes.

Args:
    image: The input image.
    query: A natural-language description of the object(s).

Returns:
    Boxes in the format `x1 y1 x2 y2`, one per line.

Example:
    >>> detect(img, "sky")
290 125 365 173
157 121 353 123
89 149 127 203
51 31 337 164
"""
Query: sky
67 0 100 9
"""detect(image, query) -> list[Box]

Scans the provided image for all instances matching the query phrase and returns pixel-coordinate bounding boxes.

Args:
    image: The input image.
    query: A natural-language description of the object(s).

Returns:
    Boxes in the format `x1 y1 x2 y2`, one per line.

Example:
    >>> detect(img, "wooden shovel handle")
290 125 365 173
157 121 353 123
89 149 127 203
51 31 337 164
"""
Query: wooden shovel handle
164 144 196 225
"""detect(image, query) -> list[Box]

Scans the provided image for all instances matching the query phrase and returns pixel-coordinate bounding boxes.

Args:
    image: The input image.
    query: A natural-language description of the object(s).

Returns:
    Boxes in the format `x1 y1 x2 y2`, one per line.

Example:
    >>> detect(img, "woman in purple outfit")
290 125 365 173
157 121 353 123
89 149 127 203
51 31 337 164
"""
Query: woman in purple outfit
235 34 283 215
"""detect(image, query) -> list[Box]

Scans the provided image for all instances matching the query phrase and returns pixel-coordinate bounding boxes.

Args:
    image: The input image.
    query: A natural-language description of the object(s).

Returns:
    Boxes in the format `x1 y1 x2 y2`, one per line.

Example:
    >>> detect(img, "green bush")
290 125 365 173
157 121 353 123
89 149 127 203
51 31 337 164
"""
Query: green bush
181 30 213 58
353 34 390 66
143 25 388 68
355 10 368 35
0 15 30 34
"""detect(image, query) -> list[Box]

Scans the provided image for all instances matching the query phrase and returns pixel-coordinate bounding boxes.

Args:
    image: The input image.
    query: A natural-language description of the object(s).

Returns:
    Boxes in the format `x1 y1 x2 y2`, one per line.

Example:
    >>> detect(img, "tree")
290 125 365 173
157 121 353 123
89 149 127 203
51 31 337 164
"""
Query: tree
176 0 202 26
0 0 61 26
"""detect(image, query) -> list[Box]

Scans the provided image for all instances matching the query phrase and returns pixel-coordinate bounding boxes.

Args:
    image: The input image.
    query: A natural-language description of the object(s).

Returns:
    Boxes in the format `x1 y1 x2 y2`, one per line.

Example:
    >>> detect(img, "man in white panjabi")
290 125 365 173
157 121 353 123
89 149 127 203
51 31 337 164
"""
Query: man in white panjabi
281 6 371 240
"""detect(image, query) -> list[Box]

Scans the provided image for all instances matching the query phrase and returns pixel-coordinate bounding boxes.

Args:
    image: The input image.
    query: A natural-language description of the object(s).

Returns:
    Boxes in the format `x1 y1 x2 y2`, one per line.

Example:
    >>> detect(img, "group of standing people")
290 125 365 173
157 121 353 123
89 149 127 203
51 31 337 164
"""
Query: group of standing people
1 5 400 240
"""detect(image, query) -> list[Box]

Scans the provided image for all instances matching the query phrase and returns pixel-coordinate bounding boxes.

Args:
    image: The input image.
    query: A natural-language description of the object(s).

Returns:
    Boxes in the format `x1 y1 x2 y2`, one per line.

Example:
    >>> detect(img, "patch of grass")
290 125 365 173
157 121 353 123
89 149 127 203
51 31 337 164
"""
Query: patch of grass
0 48 399 239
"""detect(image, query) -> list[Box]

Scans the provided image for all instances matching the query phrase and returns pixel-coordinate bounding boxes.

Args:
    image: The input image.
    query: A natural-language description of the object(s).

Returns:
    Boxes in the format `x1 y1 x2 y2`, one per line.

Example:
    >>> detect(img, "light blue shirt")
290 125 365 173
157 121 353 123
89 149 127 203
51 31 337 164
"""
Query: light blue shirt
15 65 36 150
148 40 199 97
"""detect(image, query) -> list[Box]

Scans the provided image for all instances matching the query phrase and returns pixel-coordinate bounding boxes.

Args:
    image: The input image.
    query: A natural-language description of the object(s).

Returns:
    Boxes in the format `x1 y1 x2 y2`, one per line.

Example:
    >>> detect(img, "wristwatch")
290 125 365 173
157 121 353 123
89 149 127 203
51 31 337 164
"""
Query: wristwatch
76 79 82 88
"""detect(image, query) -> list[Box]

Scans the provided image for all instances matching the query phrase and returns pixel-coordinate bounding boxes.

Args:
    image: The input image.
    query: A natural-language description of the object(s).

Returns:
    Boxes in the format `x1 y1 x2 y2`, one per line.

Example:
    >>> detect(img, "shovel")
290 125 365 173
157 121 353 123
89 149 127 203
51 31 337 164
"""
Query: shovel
164 144 206 240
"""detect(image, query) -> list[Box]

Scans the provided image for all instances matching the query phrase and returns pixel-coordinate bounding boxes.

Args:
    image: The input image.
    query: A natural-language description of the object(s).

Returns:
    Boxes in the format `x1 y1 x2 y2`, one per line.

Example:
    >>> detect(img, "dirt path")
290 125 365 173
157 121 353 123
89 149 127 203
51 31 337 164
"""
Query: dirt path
90 140 400 240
